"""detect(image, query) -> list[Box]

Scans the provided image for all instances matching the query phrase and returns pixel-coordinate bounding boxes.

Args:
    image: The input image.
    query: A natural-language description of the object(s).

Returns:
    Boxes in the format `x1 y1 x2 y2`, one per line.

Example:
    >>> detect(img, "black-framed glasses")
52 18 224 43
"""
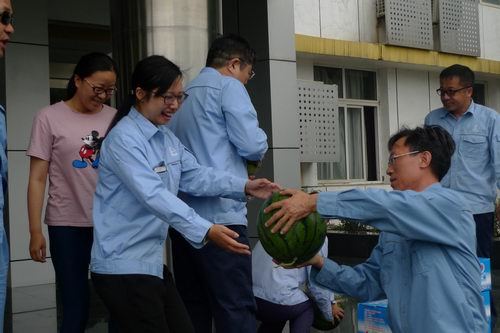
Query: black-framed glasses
0 11 13 26
387 151 420 165
162 92 188 105
84 79 117 96
436 86 471 97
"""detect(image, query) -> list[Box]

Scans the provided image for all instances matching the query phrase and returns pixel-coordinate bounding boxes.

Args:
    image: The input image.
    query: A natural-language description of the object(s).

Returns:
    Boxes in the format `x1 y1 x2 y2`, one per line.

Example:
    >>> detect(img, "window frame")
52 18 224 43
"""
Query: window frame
311 64 380 184
480 0 500 8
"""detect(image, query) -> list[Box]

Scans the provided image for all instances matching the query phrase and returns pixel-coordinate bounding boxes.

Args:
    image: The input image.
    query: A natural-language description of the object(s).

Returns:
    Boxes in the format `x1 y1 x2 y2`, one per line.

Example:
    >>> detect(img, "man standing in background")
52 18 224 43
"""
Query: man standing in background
0 0 14 331
425 64 500 259
425 64 500 328
169 34 267 333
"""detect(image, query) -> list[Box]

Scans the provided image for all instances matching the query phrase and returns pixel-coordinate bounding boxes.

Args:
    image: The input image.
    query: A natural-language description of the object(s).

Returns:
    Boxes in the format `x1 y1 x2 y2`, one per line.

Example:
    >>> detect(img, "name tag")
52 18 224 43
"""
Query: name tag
154 163 167 173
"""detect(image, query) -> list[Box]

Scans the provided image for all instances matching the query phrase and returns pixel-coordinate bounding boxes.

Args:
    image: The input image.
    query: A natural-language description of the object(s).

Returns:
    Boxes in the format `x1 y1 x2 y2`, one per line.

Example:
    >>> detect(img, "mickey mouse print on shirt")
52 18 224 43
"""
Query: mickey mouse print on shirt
72 130 104 169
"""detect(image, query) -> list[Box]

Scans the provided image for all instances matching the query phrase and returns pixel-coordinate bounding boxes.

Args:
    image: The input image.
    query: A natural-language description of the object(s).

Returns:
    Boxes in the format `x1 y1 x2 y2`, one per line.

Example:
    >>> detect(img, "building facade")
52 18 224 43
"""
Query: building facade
1 0 499 332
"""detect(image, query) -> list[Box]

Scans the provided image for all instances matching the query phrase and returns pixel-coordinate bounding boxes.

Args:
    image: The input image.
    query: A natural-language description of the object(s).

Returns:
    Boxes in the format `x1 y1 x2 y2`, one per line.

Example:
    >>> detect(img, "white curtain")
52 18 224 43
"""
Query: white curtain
347 107 364 179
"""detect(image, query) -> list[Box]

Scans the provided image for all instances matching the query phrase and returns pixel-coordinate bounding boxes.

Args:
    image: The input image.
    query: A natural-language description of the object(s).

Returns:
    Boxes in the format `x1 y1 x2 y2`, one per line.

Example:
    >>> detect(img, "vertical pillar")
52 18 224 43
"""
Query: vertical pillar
110 0 218 102
221 0 300 241
0 0 50 331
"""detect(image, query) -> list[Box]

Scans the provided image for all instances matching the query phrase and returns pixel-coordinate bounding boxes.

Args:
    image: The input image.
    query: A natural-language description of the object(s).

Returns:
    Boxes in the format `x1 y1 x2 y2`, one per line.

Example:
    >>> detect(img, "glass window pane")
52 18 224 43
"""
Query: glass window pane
313 66 343 98
347 107 364 179
317 107 346 180
482 0 500 5
345 69 376 100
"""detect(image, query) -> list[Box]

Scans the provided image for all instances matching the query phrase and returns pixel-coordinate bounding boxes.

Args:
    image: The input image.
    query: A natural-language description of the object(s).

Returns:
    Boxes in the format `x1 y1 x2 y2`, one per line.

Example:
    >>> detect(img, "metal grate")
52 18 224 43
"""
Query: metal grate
376 0 386 17
297 80 339 163
384 0 433 50
439 0 480 56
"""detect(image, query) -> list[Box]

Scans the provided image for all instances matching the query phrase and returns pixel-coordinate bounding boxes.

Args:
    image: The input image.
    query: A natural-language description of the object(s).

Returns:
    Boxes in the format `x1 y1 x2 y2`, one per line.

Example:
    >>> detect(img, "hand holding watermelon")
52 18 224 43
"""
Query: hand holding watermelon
244 178 281 200
258 192 326 267
263 189 319 234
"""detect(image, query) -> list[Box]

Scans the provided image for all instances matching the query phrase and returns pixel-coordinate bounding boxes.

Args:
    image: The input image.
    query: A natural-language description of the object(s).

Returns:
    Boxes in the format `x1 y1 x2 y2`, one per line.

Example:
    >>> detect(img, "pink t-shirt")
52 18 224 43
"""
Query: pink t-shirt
27 101 116 227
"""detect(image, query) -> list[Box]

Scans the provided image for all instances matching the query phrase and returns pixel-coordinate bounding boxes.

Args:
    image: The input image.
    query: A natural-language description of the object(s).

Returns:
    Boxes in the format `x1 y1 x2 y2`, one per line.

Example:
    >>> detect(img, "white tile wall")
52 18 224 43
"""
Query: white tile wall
268 0 297 62
395 69 430 128
10 259 55 288
481 4 500 61
294 0 321 37
320 0 359 41
358 0 378 43
269 60 299 148
272 148 301 189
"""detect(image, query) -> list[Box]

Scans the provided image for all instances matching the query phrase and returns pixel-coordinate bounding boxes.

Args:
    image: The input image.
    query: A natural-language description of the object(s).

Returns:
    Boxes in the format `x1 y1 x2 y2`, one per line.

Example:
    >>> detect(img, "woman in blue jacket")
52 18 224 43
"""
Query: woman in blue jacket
90 55 277 333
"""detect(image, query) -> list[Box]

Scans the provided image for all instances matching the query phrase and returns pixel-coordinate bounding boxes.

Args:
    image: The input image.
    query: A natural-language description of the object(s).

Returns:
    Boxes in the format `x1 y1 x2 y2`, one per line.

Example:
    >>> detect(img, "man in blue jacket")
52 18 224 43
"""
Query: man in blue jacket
0 1 14 331
169 34 267 333
425 64 500 259
265 126 488 333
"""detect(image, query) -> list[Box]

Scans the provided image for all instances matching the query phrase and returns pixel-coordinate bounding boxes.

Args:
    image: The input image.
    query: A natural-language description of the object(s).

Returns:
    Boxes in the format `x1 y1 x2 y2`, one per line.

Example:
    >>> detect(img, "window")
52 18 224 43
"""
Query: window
313 66 378 181
482 0 500 5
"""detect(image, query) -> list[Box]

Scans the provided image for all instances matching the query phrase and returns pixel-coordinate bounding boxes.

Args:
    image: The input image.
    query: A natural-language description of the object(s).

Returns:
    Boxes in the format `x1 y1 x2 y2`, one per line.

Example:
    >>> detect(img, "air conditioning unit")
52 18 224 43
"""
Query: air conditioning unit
376 0 385 18
432 0 439 23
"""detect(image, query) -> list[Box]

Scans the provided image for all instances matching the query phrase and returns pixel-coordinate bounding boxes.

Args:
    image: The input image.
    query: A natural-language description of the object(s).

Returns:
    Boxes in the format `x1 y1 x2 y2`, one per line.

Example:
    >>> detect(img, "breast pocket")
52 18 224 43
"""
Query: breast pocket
158 159 182 193
459 134 487 157
380 243 396 286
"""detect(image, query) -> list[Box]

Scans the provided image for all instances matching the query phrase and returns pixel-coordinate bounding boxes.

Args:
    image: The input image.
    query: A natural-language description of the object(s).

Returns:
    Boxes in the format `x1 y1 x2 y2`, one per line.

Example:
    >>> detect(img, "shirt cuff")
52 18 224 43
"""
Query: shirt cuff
312 258 342 290
317 192 341 217
186 217 212 249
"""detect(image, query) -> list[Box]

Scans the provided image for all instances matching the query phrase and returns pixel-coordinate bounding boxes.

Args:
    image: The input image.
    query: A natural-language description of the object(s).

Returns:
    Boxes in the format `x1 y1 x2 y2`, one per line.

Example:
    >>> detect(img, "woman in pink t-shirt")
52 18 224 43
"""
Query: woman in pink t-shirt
27 52 118 333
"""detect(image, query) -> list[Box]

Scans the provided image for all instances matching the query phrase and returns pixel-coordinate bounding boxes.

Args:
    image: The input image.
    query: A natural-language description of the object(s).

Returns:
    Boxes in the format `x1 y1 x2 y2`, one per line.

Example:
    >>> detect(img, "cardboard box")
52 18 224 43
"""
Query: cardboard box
482 290 492 333
358 293 491 333
357 299 391 333
479 257 491 291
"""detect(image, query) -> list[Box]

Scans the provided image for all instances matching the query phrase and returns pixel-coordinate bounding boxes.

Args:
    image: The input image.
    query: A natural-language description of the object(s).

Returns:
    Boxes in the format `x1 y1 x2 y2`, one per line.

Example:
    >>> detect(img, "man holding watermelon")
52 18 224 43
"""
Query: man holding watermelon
168 34 267 333
265 125 488 333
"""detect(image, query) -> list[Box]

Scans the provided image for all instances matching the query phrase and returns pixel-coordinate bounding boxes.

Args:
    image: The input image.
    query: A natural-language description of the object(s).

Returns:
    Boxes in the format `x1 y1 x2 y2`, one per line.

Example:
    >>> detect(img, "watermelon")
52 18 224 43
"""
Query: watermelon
257 192 326 266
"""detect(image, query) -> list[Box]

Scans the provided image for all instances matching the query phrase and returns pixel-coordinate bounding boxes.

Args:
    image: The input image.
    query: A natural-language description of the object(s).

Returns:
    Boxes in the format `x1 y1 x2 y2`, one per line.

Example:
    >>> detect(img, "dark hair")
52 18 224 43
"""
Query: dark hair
107 55 182 133
66 52 118 99
206 33 256 68
388 125 455 181
439 64 475 87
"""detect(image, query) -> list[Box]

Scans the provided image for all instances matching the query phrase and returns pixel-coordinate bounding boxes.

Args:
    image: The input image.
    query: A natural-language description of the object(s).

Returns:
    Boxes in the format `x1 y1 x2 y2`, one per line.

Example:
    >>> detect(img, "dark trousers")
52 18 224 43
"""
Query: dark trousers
48 226 93 333
91 266 194 333
255 297 314 333
474 212 494 258
473 212 496 328
170 226 256 333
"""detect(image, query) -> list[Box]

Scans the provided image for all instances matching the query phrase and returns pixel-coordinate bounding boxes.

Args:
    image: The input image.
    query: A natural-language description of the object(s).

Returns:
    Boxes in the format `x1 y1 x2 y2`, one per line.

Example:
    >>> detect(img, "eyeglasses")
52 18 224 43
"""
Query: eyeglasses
436 86 471 97
161 92 188 105
84 79 117 96
387 151 420 165
0 11 13 26
235 58 255 80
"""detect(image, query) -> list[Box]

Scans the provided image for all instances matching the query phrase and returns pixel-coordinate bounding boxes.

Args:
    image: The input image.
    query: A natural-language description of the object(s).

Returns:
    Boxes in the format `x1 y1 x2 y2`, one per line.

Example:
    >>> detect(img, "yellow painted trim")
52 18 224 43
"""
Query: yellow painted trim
295 34 500 75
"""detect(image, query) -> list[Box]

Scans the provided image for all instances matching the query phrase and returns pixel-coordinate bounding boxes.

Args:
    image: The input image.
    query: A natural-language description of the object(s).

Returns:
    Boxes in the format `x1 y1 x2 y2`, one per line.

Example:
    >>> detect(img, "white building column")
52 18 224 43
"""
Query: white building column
222 0 300 240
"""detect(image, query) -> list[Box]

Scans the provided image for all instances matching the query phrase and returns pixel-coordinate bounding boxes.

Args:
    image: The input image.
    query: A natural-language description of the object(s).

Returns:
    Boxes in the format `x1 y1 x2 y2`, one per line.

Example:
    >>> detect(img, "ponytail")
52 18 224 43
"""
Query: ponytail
106 92 135 135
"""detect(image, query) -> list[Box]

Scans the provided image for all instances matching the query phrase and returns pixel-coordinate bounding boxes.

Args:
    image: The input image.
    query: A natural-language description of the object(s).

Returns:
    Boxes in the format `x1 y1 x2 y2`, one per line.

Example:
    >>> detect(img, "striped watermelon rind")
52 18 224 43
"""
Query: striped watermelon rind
257 192 326 266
